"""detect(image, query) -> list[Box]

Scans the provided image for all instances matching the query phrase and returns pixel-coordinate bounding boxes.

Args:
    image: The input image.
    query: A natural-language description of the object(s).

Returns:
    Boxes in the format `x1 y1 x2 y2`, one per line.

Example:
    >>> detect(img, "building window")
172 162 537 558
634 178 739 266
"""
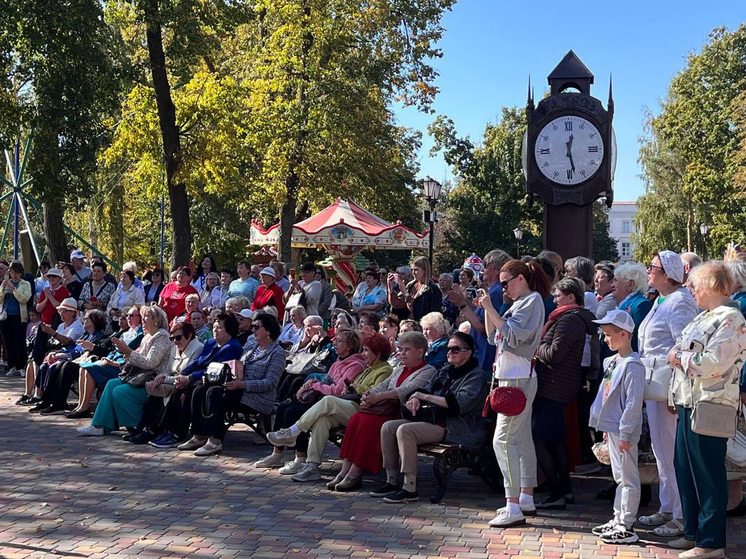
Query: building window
621 242 631 257
622 220 631 234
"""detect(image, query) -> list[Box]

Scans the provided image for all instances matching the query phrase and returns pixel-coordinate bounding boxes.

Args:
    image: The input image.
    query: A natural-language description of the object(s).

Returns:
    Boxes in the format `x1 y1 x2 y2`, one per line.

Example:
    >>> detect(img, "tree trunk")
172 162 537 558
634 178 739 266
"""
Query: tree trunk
278 183 297 263
43 200 68 264
142 0 192 269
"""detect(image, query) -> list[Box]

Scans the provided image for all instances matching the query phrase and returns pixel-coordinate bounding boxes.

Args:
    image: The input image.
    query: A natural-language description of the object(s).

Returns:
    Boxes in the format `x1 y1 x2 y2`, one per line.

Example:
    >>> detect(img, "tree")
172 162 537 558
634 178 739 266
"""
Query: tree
592 202 619 262
0 0 121 263
636 25 746 261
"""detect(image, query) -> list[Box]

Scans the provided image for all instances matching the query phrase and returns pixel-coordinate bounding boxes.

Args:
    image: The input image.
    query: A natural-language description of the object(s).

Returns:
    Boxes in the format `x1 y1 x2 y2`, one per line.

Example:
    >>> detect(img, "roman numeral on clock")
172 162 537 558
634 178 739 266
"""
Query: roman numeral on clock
566 169 573 179
564 122 572 131
588 146 599 153
539 148 550 154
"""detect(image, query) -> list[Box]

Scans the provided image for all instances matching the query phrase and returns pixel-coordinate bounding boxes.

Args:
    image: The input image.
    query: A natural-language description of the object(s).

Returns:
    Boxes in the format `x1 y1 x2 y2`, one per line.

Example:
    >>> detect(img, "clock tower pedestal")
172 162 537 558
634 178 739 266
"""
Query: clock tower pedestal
543 203 593 259
523 51 614 261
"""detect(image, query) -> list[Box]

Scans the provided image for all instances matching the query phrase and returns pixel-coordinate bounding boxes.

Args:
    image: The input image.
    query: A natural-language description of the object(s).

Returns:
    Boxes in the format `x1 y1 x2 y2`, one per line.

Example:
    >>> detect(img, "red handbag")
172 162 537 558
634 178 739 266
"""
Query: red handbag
482 359 533 417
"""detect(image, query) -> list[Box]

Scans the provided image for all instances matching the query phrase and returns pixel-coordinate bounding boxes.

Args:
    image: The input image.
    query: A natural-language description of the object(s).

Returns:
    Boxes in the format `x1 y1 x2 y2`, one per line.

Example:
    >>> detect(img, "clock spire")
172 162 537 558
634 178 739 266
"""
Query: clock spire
608 73 614 119
527 75 534 112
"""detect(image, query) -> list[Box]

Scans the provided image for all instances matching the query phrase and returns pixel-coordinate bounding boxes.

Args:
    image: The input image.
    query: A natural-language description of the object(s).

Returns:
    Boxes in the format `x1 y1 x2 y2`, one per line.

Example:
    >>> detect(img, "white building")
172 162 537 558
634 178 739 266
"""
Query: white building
607 201 637 263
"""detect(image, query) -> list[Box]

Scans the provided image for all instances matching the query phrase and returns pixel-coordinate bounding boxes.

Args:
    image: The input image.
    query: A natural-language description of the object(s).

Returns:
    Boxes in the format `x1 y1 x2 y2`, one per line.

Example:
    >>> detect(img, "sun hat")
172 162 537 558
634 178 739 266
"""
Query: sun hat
57 297 79 313
657 250 685 284
260 266 276 278
45 268 63 278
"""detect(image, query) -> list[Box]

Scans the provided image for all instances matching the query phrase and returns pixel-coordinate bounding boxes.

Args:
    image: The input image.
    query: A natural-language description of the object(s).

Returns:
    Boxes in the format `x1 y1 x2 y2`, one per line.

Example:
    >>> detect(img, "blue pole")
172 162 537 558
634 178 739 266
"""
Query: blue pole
13 140 20 260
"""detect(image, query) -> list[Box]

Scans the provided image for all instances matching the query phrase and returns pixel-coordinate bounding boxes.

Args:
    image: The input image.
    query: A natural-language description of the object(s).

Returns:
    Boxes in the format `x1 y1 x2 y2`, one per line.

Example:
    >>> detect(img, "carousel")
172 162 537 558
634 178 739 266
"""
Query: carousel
250 199 429 292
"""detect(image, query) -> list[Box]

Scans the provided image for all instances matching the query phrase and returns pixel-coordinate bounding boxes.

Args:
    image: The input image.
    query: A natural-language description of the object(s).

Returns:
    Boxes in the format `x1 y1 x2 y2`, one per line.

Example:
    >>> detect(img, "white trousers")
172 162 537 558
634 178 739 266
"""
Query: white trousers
646 400 682 518
608 432 641 528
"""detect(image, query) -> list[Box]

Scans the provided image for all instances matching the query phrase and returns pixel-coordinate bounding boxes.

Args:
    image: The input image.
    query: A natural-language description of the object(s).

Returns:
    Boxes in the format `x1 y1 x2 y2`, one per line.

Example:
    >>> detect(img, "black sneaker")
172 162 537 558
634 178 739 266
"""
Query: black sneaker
369 483 400 498
592 519 618 536
599 525 639 544
15 394 31 405
383 489 419 503
39 406 67 415
535 495 567 510
129 429 155 445
29 402 51 414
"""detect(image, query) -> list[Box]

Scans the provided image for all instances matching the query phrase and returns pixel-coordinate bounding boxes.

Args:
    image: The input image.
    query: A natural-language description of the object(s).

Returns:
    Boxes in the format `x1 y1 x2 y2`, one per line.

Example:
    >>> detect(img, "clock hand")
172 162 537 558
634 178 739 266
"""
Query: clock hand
565 134 575 172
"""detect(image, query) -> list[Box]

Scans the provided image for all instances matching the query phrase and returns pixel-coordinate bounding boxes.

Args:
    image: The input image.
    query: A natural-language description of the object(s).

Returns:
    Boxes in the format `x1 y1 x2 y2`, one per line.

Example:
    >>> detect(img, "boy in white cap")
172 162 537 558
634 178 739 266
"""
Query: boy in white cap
589 309 645 544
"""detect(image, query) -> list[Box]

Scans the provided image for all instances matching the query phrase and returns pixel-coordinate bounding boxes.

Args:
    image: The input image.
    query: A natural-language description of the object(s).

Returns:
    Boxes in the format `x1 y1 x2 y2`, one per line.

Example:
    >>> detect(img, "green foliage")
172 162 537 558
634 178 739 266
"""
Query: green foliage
637 25 746 261
592 202 619 262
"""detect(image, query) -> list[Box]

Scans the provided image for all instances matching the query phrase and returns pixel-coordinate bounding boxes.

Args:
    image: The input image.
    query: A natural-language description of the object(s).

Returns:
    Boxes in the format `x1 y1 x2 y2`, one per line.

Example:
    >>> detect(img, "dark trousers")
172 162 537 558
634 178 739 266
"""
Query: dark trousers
42 361 80 408
138 395 168 435
533 396 572 498
0 315 28 370
273 400 312 452
190 385 244 439
32 330 51 365
160 384 199 438
674 406 728 549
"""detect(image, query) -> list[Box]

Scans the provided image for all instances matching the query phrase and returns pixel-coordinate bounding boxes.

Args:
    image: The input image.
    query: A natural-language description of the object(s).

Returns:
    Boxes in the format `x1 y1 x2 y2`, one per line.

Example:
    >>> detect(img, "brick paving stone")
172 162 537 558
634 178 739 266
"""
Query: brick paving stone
2 376 746 558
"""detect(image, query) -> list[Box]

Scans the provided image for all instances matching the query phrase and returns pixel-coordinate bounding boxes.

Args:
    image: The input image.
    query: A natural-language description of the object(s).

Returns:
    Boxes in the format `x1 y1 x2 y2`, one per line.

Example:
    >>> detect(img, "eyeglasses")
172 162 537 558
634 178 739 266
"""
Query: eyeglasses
647 264 665 273
169 334 183 342
251 324 264 331
446 346 469 354
500 276 517 290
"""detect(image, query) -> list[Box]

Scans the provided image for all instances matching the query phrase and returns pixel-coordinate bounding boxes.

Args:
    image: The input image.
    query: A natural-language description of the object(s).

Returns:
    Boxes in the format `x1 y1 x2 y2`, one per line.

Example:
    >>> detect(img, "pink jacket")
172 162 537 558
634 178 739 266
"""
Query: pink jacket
312 352 367 396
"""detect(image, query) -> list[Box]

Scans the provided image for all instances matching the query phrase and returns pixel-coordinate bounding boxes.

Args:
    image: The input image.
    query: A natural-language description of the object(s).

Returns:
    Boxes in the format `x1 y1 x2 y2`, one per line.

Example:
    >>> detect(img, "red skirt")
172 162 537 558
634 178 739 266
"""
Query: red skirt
339 409 400 474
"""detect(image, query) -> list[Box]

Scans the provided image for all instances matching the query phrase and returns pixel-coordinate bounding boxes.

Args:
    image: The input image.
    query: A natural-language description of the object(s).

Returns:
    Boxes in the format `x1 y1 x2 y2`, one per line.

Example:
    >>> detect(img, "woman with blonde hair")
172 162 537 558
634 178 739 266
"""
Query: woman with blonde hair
667 261 746 557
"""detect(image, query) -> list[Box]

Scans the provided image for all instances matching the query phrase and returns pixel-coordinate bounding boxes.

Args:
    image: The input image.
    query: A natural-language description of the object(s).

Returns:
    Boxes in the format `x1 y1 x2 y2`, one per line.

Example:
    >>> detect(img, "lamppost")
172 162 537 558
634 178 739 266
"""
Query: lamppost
423 177 442 270
699 223 710 261
513 227 523 258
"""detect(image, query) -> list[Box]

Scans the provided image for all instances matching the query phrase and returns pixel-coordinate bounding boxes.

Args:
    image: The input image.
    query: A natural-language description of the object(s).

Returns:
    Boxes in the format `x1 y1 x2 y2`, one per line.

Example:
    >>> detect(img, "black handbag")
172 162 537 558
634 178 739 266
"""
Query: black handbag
203 362 234 387
119 362 157 388
401 401 447 424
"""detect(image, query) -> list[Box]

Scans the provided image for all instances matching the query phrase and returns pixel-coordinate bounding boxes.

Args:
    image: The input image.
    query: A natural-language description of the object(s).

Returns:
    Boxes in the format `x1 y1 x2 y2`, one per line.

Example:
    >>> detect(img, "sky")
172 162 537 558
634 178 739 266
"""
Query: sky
393 1 745 203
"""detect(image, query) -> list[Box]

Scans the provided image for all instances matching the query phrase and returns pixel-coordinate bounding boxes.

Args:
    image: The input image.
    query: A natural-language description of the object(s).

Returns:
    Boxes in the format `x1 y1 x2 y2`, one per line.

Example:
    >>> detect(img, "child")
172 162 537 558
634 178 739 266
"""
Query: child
589 309 645 544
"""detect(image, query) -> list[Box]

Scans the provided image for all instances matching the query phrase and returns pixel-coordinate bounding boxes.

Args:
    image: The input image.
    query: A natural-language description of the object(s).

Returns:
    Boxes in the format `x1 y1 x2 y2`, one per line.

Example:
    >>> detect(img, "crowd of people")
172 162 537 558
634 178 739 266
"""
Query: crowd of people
1 247 745 559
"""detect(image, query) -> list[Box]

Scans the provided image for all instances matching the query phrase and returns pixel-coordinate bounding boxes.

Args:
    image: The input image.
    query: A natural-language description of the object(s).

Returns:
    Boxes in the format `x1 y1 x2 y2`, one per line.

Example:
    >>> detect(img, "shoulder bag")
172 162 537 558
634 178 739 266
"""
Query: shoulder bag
482 359 534 417
119 362 157 388
640 356 672 402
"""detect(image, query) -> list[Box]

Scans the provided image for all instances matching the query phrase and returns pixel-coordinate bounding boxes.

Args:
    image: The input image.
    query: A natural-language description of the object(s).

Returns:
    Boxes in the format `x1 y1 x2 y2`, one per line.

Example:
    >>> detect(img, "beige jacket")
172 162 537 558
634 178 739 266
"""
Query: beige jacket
127 329 172 375
0 279 33 322
671 302 746 409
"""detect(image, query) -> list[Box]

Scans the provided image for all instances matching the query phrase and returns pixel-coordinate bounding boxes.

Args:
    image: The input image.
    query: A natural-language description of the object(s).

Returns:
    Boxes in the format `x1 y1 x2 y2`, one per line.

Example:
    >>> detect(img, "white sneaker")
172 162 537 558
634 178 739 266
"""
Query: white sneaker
278 457 306 475
291 463 321 482
76 425 104 436
253 452 285 469
488 506 526 528
638 511 672 526
592 518 619 536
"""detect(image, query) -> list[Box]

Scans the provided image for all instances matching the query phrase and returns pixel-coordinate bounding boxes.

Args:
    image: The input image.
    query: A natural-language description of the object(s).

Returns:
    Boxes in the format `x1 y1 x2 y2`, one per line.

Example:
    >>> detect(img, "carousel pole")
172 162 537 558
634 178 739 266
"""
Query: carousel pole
13 140 20 260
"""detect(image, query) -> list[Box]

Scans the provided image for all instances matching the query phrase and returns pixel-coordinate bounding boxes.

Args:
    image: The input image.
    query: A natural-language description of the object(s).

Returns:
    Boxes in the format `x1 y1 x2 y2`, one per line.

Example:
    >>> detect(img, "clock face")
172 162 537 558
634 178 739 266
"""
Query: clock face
534 115 604 185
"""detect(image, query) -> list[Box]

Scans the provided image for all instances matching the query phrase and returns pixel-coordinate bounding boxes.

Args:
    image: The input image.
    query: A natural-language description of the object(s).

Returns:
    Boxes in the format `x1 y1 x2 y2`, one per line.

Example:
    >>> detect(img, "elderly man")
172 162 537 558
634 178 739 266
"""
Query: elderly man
680 252 702 283
594 263 616 319
70 249 91 282
250 264 262 282
446 249 510 371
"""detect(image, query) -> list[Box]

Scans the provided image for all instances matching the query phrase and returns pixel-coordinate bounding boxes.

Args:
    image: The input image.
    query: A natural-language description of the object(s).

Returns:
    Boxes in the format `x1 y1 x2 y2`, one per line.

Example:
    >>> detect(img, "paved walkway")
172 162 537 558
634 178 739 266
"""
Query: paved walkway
0 376 743 559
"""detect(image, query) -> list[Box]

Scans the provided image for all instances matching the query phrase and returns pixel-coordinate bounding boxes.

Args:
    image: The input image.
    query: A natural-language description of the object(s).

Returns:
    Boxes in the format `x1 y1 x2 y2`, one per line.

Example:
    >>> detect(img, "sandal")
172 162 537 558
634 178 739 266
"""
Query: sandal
638 511 672 527
653 519 683 537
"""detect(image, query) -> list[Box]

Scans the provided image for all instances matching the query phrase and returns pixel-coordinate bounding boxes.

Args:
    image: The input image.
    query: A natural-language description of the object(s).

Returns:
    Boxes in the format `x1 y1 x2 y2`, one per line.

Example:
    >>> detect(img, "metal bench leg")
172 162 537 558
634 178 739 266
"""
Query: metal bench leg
430 455 454 504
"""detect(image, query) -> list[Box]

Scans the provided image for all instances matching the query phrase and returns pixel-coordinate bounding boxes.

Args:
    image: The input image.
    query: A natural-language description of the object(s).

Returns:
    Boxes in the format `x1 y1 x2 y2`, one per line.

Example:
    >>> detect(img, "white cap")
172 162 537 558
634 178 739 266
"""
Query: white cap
45 267 63 278
238 309 255 320
593 309 635 333
70 249 85 260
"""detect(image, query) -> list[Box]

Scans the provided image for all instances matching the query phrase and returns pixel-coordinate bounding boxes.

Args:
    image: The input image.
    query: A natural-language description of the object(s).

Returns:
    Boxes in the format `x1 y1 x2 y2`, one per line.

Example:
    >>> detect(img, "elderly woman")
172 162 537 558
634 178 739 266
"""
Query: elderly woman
352 267 387 317
130 313 241 444
533 277 597 510
357 311 380 341
267 333 393 485
376 332 488 502
29 309 108 413
107 270 145 319
159 266 199 322
61 307 145 419
199 272 220 309
279 306 306 347
177 313 286 456
131 321 203 445
478 259 550 528
255 329 366 473
613 262 653 351
0 260 33 377
330 310 356 337
635 251 700 537
666 261 746 558
76 305 172 436
251 267 286 318
421 311 450 370
333 331 436 490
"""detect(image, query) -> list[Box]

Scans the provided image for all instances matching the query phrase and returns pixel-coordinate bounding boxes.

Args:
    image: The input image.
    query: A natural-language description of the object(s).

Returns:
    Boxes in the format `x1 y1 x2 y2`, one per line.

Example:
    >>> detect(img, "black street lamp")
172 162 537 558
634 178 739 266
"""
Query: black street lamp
423 177 443 270
699 223 710 260
513 227 523 258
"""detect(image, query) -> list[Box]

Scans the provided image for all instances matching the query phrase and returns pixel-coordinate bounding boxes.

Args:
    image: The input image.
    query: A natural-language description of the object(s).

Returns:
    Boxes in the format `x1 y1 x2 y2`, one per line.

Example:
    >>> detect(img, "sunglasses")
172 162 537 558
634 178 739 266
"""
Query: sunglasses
251 324 264 331
500 276 517 289
446 346 469 354
169 334 183 342
647 264 665 272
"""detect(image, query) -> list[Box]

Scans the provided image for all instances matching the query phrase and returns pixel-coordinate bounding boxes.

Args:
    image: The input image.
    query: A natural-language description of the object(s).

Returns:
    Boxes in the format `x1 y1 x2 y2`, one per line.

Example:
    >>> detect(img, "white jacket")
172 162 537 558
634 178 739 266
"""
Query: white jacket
638 286 699 364
671 302 746 410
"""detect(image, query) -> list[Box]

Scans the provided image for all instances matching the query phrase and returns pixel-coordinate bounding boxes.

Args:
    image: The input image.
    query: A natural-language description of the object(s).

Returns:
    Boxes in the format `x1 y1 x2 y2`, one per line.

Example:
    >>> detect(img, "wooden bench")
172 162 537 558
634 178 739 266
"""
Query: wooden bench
328 421 503 504
225 404 272 443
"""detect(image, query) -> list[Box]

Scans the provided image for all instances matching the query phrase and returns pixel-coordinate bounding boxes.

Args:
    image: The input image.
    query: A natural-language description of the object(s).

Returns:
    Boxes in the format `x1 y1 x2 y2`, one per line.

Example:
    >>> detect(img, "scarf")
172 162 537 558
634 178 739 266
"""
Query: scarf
541 303 580 337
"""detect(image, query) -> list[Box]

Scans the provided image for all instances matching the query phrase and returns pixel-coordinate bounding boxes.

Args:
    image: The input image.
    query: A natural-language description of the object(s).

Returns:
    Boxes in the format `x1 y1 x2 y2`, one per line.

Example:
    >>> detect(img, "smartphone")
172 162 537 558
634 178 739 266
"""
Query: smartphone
290 268 296 279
